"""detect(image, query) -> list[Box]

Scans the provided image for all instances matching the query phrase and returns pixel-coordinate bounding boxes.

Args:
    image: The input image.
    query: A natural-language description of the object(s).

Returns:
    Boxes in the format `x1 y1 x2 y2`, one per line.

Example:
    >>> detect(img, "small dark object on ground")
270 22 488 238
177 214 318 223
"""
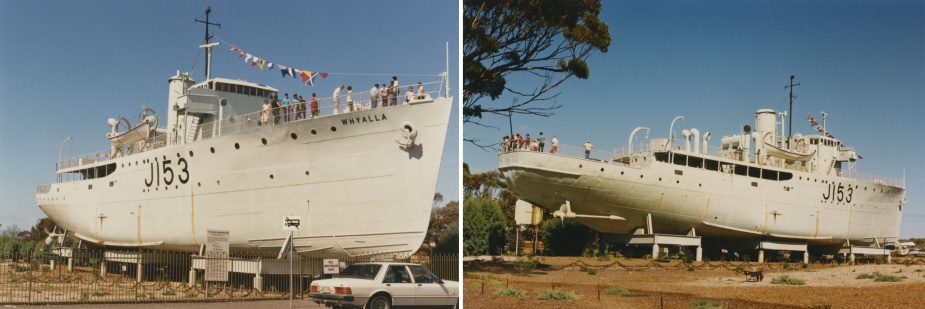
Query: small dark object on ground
745 270 764 282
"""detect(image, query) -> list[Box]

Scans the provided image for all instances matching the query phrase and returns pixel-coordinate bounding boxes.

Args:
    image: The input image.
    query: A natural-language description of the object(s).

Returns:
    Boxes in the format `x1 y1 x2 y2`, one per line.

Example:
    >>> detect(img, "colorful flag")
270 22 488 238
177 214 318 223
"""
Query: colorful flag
816 126 824 133
230 45 238 51
245 54 253 63
267 62 273 69
300 70 311 83
320 72 328 78
238 51 245 58
280 66 290 78
259 59 266 70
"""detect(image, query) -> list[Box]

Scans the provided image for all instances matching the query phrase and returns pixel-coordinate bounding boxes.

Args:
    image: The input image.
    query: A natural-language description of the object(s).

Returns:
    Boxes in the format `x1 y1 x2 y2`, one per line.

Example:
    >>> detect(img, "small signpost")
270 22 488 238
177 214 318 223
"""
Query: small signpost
283 216 301 308
204 229 229 282
323 259 340 275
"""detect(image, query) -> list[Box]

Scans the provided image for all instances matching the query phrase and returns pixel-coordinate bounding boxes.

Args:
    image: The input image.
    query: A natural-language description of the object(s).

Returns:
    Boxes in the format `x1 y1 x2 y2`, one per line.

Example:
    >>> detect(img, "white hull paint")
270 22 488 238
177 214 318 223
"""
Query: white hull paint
38 99 452 256
499 109 904 247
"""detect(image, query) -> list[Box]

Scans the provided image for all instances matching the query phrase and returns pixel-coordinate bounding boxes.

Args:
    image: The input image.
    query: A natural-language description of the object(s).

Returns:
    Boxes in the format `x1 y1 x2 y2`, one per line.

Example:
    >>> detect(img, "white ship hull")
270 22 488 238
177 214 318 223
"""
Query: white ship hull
499 149 904 246
37 99 452 256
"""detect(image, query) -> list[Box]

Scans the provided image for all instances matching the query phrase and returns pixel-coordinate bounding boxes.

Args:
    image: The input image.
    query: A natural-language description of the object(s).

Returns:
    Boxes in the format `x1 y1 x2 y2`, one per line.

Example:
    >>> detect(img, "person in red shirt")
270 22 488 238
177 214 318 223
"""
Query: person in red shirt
310 93 320 118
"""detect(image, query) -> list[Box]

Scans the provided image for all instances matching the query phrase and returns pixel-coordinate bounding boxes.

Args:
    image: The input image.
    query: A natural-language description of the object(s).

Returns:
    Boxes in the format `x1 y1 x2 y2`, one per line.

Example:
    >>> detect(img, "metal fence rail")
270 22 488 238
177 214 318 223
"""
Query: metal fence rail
0 249 458 305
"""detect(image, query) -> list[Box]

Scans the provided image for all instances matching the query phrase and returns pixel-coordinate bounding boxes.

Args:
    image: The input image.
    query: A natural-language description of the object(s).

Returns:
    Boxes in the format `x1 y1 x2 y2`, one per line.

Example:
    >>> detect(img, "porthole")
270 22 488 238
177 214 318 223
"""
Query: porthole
234 143 240 149
331 126 337 132
88 184 92 190
659 178 662 181
600 168 604 172
189 151 194 157
210 147 215 153
270 174 274 179
311 130 317 135
177 153 181 158
197 182 201 187
699 184 702 187
216 180 220 185
305 171 310 176
621 171 624 175
640 175 643 179
676 180 679 184
291 133 298 140
261 138 268 145
579 165 583 168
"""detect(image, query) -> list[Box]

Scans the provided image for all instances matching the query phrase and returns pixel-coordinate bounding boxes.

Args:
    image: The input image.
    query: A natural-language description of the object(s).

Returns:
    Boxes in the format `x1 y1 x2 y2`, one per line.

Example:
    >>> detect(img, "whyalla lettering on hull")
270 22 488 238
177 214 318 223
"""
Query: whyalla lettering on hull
341 114 388 125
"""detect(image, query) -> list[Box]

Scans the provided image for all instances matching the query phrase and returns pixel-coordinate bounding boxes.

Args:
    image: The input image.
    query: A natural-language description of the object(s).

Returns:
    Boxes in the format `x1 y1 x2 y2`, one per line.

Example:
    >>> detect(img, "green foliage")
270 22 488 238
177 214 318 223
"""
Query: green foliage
689 300 724 308
463 197 508 255
513 257 539 274
494 288 527 298
857 272 904 282
463 0 611 124
653 253 670 263
602 286 629 296
537 289 577 300
434 221 459 254
771 275 806 285
541 219 594 256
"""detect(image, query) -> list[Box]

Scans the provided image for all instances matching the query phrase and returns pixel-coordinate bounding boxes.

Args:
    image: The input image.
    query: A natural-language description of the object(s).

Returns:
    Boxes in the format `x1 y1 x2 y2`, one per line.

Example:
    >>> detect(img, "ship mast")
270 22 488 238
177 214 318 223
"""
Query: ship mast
785 74 800 149
195 7 221 82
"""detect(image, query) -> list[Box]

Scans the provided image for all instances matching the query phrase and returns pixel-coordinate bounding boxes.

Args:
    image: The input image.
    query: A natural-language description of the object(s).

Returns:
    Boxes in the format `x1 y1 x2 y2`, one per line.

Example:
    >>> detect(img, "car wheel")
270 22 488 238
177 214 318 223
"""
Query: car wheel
367 295 392 309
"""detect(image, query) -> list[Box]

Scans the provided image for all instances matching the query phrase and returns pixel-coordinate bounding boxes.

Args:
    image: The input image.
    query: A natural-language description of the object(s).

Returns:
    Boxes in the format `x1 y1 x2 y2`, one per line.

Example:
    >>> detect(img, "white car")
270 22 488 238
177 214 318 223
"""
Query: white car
309 262 459 309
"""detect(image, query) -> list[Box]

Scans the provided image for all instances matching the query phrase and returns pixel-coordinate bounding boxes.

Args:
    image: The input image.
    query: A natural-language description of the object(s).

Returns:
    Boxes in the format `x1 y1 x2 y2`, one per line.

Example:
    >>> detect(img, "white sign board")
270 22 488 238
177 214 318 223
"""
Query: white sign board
205 229 229 282
323 259 340 274
283 216 302 231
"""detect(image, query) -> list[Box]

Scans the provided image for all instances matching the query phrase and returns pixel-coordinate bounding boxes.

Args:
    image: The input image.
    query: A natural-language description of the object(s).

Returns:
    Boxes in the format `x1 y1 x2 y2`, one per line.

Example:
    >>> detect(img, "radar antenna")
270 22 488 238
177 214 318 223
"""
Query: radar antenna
785 74 800 149
195 7 221 81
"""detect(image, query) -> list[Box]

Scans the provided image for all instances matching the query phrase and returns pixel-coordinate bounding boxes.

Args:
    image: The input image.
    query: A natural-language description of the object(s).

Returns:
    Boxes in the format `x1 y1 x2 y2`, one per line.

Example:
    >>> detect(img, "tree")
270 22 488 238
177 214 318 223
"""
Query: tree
464 0 611 146
542 218 595 256
434 221 459 254
425 200 459 252
463 197 508 256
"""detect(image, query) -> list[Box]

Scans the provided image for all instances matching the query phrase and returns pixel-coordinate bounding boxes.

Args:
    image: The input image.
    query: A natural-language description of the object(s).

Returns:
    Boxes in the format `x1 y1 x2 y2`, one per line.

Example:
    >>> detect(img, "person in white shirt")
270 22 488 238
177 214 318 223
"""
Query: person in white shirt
332 85 344 115
550 135 559 154
370 84 380 108
583 140 595 159
404 86 414 104
389 76 399 106
346 86 354 112
416 82 426 99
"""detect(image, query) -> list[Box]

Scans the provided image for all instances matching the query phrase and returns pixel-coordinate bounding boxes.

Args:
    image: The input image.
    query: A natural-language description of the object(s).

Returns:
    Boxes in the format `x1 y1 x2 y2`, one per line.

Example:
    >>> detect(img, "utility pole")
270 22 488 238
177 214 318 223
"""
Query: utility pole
785 75 800 149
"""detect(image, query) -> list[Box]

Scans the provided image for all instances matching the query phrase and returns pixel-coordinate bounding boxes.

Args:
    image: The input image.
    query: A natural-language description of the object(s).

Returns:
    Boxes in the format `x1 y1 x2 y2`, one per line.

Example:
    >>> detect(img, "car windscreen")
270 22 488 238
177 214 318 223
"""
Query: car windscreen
339 264 382 280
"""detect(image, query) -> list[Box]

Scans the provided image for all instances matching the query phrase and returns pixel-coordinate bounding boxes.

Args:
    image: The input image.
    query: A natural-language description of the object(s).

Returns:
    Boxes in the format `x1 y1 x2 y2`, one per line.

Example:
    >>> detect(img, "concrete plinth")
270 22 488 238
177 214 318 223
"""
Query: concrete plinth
189 269 198 287
49 259 56 271
136 263 144 282
68 257 73 272
758 250 765 263
696 246 703 262
652 244 660 259
803 251 809 265
253 275 264 292
101 261 107 277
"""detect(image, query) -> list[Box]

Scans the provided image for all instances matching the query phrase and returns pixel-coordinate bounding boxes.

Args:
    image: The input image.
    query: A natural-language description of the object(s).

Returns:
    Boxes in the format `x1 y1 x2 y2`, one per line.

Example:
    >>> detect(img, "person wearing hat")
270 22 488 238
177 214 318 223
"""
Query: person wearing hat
583 139 595 159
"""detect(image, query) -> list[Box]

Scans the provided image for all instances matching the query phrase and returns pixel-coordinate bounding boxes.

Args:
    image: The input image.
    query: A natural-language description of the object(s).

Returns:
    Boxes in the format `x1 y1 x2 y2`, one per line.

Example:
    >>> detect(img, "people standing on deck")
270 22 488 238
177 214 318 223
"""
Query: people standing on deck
515 134 524 150
524 134 532 151
310 93 320 118
346 86 355 112
378 81 386 108
283 93 293 122
537 132 546 152
531 139 539 152
272 94 283 125
583 140 595 159
502 136 510 153
261 99 270 127
550 135 559 154
389 76 399 106
298 95 307 120
370 84 380 109
417 82 426 99
405 86 414 104
332 85 343 115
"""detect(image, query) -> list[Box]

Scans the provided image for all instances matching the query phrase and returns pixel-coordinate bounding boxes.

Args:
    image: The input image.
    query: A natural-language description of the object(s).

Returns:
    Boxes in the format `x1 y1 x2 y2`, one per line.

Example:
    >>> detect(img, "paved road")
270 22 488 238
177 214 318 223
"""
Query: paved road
11 299 325 309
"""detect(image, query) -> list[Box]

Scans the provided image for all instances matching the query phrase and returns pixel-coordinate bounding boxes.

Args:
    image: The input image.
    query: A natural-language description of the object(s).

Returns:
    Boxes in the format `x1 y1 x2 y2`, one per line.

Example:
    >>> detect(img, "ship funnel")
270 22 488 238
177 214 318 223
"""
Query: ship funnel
702 132 711 154
682 129 691 152
691 128 700 155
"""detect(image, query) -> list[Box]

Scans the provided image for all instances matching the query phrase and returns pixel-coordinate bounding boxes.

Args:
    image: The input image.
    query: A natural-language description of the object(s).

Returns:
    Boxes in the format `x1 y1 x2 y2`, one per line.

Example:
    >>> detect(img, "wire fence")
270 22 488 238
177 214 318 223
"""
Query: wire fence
0 249 457 305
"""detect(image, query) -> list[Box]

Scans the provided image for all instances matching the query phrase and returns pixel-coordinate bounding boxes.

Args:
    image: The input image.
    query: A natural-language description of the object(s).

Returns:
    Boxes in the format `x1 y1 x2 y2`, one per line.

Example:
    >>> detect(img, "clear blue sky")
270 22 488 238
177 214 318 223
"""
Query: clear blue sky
464 0 925 238
0 1 460 232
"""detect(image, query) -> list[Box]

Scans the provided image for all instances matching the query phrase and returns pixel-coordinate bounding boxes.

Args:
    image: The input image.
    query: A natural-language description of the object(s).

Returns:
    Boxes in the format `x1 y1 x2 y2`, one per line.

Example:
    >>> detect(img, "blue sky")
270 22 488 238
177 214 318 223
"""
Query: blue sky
464 0 925 238
0 1 460 232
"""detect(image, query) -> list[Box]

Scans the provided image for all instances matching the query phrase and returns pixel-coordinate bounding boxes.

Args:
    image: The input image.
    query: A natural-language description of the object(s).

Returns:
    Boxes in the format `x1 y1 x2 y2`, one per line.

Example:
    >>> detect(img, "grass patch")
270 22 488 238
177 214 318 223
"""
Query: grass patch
579 266 597 275
494 287 527 298
771 275 805 285
469 282 482 289
689 300 723 308
91 291 109 297
602 286 629 296
537 289 577 300
856 272 905 282
514 257 539 274
162 291 176 296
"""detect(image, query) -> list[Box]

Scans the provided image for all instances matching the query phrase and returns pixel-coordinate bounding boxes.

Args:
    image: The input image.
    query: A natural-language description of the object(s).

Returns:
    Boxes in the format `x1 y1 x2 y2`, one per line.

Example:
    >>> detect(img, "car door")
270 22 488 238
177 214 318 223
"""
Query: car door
408 265 453 306
382 265 416 306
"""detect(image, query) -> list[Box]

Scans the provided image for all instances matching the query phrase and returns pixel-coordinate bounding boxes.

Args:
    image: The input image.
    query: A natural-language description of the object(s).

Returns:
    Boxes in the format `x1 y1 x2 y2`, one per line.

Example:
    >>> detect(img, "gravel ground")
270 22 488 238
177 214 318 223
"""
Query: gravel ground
464 257 925 308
